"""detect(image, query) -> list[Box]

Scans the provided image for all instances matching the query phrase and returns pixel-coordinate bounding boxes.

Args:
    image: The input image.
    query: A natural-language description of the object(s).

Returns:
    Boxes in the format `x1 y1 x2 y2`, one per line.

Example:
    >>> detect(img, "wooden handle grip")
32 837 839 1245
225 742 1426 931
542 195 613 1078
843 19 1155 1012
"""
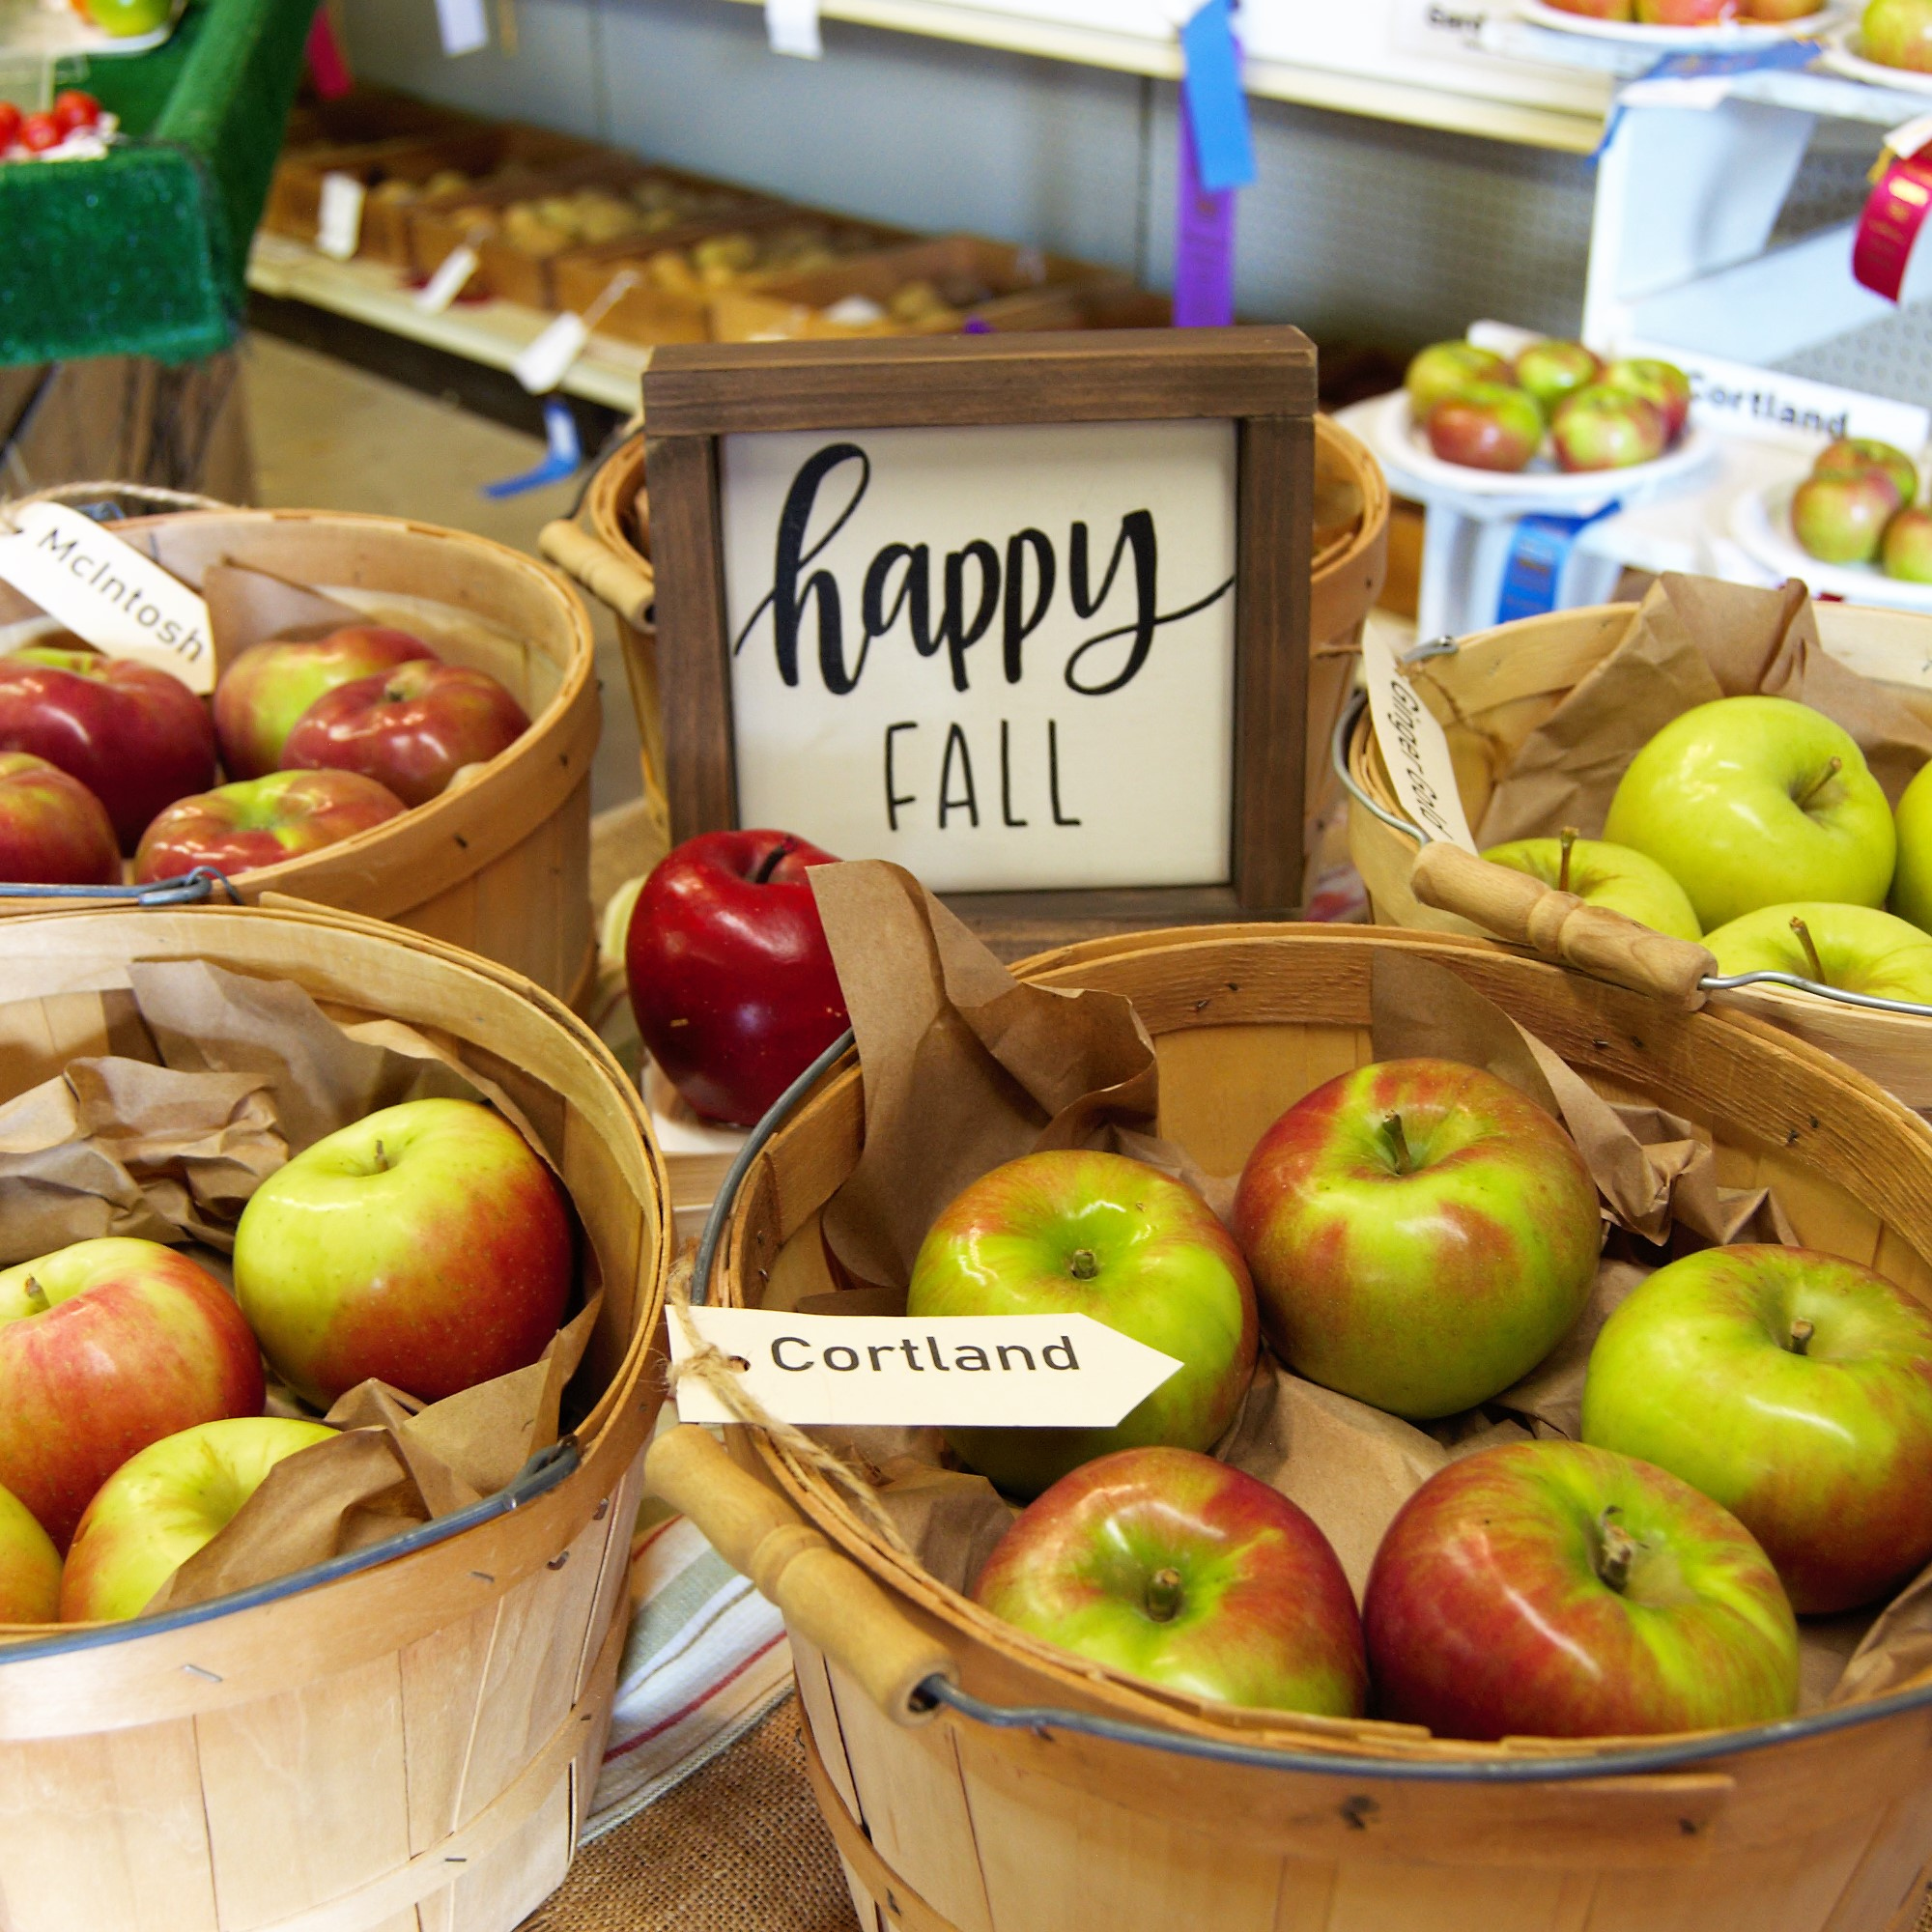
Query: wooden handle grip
1410 843 1717 1010
537 519 656 628
645 1425 956 1725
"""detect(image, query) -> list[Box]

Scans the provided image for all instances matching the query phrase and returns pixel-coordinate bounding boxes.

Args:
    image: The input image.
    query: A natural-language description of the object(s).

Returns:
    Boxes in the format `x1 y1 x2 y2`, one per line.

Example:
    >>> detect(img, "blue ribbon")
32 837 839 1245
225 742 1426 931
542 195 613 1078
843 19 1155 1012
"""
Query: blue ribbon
481 399 583 499
1495 503 1622 626
1180 0 1255 194
1597 38 1823 156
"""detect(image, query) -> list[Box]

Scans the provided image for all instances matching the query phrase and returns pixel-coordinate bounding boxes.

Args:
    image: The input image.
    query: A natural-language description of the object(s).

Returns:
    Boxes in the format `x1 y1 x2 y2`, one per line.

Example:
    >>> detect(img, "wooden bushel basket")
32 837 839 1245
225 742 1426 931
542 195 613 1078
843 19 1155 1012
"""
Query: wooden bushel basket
649 922 1932 1932
1340 601 1932 1104
0 901 669 1932
0 505 601 1008
540 415 1390 902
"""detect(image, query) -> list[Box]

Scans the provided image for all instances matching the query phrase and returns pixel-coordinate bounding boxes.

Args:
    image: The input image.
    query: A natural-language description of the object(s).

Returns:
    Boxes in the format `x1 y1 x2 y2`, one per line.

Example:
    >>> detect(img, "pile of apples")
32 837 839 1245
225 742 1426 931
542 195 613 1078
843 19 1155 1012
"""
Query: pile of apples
0 92 106 161
1484 693 1932 1006
1790 437 1932 584
1861 0 1932 68
1406 339 1693 475
927 1069 1932 1741
1545 0 1820 20
0 624 529 890
0 1096 570 1626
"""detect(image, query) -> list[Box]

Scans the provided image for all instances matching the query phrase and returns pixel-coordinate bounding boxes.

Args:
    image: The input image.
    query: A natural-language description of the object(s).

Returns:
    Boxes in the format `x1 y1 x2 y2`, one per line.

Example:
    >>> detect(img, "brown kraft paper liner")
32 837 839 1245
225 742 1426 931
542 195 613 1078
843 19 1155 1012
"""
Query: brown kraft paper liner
784 864 1924 1717
1470 572 1932 849
0 958 594 1624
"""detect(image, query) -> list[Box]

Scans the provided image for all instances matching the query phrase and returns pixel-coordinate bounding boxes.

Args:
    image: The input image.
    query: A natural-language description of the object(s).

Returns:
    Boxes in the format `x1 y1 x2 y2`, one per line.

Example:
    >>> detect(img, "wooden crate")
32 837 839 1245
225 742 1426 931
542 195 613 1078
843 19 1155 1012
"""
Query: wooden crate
0 898 669 1932
0 507 601 1008
660 920 1932 1932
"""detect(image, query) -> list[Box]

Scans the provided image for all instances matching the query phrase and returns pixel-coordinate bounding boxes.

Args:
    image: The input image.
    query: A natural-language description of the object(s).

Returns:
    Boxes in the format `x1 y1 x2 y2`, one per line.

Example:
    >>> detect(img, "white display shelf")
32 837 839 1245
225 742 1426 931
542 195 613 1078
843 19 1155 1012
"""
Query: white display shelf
245 233 650 415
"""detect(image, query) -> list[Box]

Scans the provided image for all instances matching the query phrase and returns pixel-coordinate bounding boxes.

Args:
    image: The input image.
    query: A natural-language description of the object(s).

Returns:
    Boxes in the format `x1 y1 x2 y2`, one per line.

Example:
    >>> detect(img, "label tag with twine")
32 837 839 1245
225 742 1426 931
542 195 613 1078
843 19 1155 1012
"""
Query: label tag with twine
1361 623 1477 852
0 502 215 693
669 1306 1180 1429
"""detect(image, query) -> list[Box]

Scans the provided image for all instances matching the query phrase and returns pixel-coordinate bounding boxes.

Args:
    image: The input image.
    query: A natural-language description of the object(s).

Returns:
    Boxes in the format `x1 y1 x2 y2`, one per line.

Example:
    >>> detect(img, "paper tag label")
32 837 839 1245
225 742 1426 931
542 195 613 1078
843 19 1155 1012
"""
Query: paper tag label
435 0 490 54
669 1309 1180 1428
0 504 214 693
414 242 479 314
513 312 588 395
316 172 365 261
766 0 823 58
1361 625 1477 853
1388 0 1500 67
1889 113 1932 161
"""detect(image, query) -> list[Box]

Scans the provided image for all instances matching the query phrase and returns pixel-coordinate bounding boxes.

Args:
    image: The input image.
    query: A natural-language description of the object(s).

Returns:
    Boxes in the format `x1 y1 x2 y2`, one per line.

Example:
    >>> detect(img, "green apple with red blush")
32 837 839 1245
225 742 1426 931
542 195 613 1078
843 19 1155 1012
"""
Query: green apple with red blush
0 1482 61 1623
134 769 406 884
905 1150 1258 1499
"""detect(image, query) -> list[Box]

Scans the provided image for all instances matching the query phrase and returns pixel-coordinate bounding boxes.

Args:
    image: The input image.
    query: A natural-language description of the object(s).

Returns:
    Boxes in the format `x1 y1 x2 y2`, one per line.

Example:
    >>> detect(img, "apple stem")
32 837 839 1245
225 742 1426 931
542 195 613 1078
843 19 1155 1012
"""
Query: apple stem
1796 756 1842 812
1558 826 1579 896
1789 1317 1815 1356
372 1139 390 1174
21 1275 46 1316
1597 1512 1637 1595
1381 1111 1413 1178
1068 1247 1100 1282
1789 916 1828 985
1145 1566 1185 1624
753 838 797 887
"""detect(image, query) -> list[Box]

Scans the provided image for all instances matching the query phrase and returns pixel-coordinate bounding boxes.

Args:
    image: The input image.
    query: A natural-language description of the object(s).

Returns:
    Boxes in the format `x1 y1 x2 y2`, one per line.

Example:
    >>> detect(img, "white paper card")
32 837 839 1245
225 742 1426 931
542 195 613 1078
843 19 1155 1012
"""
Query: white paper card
414 242 479 314
766 0 823 58
512 311 587 394
316 172 365 262
1361 624 1476 853
720 418 1239 895
1387 0 1501 68
670 1309 1179 1428
0 504 214 693
435 0 490 54
1889 113 1932 160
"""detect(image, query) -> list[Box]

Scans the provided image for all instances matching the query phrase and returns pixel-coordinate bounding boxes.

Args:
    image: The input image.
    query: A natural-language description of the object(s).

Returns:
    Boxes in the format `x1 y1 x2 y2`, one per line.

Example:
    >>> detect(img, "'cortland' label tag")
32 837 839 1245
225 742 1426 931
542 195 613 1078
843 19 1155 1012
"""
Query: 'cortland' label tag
1361 624 1476 853
669 1308 1180 1428
0 504 215 693
316 172 366 262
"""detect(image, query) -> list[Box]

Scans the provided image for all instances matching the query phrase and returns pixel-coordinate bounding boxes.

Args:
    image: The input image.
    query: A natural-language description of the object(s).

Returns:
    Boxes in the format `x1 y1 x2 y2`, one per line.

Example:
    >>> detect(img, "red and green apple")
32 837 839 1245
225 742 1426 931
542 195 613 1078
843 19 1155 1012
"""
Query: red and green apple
1426 383 1545 472
0 750 119 885
0 1482 60 1623
1551 384 1668 472
1405 342 1511 421
133 769 406 884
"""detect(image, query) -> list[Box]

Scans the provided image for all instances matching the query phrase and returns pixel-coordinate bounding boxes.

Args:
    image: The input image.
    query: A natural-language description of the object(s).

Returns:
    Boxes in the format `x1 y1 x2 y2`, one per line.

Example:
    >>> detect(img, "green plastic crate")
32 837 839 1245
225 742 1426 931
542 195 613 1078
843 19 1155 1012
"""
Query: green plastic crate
0 0 320 366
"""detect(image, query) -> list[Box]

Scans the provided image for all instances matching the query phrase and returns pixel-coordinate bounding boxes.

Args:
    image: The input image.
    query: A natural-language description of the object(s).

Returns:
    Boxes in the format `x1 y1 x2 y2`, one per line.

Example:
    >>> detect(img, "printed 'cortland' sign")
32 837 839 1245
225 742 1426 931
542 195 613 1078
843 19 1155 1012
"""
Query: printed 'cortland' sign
719 419 1238 895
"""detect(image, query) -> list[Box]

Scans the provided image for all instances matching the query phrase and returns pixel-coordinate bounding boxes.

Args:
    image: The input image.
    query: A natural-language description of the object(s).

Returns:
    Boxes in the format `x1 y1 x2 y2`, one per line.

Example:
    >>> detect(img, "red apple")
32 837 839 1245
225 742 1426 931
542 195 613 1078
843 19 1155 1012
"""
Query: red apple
0 1482 60 1623
1602 356 1693 440
51 90 99 135
1582 1245 1932 1613
232 1097 572 1407
1635 0 1738 19
0 1238 266 1548
1744 0 1820 14
906 1150 1260 1498
134 769 405 884
0 750 119 885
0 104 21 152
18 112 61 155
625 830 851 1126
1427 383 1546 472
0 647 216 849
1813 437 1920 508
1232 1058 1602 1419
61 1416 336 1623
973 1446 1365 1715
1545 0 1635 15
1793 469 1902 565
280 660 528 808
213 625 439 780
1365 1440 1799 1741
1404 342 1512 421
1551 384 1668 470
1863 0 1932 71
1514 340 1601 416
1885 506 1932 583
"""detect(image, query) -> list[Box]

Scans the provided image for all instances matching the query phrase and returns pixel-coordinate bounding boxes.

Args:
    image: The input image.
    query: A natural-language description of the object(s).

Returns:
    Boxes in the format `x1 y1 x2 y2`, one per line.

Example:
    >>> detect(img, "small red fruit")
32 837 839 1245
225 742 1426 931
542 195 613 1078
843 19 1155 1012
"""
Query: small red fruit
18 113 62 155
0 103 22 151
52 91 99 134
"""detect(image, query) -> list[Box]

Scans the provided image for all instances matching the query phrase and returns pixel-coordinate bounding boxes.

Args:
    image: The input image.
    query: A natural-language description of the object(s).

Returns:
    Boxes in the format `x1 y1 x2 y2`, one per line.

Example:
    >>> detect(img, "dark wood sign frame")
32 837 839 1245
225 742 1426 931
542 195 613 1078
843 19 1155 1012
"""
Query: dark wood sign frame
642 327 1316 950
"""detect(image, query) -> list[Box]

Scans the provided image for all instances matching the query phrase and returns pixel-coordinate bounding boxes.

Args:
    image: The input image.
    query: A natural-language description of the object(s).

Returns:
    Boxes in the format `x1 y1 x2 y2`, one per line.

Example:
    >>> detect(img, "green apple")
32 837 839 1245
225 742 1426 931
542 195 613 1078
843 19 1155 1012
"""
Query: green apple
1703 902 1932 1005
81 0 174 33
59 1416 336 1622
1483 831 1701 940
1891 761 1932 933
1604 696 1894 930
1582 1245 1932 1613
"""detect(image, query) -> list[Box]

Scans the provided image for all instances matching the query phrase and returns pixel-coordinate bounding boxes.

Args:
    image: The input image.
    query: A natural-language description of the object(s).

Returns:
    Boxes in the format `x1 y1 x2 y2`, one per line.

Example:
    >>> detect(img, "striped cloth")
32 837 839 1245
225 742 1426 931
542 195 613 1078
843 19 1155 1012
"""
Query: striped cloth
584 1509 792 1840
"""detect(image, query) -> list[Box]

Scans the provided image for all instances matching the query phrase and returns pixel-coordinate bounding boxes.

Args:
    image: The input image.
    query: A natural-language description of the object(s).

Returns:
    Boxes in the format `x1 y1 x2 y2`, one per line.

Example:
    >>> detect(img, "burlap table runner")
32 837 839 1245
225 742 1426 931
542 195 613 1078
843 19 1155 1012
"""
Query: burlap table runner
528 1699 861 1932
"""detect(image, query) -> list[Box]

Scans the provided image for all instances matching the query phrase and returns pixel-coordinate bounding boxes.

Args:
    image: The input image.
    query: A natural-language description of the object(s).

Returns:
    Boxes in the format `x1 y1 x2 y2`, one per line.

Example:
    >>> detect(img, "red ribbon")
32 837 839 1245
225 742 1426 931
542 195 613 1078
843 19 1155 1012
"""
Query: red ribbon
1853 154 1932 305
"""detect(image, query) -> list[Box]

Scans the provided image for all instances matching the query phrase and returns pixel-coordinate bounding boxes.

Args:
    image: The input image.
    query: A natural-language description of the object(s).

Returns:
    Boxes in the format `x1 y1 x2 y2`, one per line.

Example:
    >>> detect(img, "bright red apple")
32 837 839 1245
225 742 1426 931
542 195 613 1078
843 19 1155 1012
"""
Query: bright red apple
134 769 405 883
0 1482 60 1623
1603 357 1693 440
625 829 851 1126
0 1238 265 1548
1551 384 1668 470
232 1097 572 1407
0 750 119 885
1426 383 1545 472
1582 1244 1932 1613
907 1150 1260 1498
973 1446 1366 1715
1364 1440 1799 1741
213 625 439 780
0 647 216 850
1232 1058 1602 1419
51 91 100 136
281 660 528 808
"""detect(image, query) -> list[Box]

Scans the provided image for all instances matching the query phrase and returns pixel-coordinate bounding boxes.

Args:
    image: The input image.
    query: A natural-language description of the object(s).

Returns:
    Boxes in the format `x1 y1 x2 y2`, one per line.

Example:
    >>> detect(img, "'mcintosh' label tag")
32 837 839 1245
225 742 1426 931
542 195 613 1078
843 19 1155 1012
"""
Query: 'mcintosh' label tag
669 1308 1180 1429
0 503 215 693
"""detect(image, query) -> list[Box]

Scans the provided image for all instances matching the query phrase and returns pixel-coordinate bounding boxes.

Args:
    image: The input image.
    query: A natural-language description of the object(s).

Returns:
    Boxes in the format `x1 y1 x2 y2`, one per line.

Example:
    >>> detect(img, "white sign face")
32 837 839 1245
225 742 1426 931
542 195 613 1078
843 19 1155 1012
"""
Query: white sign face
669 1308 1180 1428
720 419 1238 895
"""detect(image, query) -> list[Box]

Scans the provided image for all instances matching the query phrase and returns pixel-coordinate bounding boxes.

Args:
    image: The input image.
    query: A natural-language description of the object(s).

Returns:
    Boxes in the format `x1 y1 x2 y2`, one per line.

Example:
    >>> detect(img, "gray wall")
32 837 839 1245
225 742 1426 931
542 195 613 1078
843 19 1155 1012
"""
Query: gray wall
335 0 1601 355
